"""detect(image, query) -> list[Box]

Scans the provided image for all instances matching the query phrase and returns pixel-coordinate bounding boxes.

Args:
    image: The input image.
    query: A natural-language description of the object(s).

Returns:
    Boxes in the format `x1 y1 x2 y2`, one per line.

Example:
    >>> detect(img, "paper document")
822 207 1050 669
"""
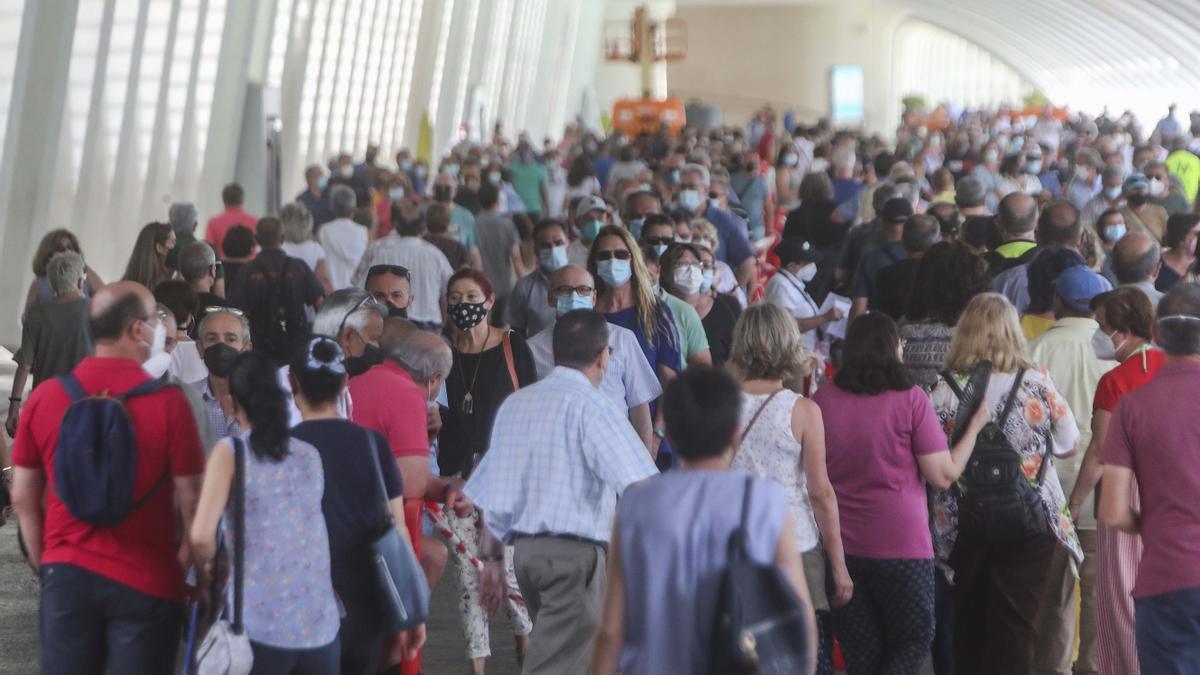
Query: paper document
819 293 851 340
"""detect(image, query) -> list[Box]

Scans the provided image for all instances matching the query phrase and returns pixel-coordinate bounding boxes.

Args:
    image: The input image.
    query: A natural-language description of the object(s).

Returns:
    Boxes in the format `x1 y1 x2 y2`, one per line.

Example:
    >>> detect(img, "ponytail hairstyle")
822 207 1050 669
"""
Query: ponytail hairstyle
290 335 347 407
227 351 291 462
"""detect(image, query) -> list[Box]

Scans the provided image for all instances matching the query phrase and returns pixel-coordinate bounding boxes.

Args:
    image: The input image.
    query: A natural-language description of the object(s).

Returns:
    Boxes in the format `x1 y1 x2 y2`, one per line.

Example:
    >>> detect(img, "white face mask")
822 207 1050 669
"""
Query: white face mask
1149 177 1166 197
143 351 172 378
796 263 817 282
149 319 166 359
673 265 704 295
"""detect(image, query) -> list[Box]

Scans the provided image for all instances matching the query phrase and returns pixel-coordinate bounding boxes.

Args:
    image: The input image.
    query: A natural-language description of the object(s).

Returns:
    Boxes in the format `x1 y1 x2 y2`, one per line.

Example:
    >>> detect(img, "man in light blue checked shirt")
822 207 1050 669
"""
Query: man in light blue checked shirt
465 309 657 675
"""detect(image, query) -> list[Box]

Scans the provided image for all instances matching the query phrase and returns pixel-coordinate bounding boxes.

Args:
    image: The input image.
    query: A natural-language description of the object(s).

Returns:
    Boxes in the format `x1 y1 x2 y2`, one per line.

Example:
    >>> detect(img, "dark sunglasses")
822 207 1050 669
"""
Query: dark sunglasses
595 249 632 261
642 236 673 246
367 264 411 280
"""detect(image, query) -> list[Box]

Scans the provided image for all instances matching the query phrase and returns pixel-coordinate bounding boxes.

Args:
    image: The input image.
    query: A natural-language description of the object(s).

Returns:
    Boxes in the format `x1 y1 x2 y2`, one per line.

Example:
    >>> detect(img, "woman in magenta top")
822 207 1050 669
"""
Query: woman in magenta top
813 313 986 675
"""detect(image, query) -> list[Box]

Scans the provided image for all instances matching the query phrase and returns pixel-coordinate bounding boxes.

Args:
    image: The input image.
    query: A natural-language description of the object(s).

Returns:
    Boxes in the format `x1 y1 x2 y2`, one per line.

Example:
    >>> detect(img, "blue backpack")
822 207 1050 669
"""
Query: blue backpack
54 374 173 526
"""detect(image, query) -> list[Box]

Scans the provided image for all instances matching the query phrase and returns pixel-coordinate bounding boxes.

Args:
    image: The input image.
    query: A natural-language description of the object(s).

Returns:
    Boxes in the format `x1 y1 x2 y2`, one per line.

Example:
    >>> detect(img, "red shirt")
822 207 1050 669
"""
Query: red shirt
12 357 205 601
1093 347 1166 413
1102 360 1200 598
348 361 429 459
204 206 258 258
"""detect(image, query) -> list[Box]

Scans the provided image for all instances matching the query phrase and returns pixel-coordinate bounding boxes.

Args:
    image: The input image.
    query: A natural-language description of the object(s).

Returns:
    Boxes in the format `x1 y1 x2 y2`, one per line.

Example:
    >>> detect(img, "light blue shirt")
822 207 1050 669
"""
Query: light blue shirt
465 367 658 543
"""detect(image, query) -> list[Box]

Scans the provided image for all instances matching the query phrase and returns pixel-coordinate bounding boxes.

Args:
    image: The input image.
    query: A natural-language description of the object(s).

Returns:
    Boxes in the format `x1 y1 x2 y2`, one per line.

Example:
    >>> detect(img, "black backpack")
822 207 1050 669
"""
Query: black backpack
942 368 1051 543
246 257 307 363
709 476 811 675
54 374 172 526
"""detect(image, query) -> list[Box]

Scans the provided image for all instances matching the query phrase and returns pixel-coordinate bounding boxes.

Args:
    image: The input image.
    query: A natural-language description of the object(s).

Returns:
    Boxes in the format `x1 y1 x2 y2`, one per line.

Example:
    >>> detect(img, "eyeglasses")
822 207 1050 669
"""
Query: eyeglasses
367 264 410 280
145 309 169 323
676 263 702 273
551 285 594 296
595 249 631 261
642 236 673 246
338 294 379 336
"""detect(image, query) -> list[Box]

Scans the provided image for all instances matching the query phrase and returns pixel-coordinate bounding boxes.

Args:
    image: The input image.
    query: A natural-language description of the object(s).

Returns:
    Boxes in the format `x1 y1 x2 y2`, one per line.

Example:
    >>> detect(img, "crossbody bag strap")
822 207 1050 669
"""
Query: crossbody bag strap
735 475 754 562
940 371 966 401
501 330 520 391
363 427 394 525
740 390 783 444
231 436 246 634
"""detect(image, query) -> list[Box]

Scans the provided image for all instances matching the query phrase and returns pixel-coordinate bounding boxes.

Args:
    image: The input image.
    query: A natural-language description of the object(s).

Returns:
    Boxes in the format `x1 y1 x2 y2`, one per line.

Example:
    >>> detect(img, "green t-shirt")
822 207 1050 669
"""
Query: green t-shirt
661 292 710 365
507 159 547 213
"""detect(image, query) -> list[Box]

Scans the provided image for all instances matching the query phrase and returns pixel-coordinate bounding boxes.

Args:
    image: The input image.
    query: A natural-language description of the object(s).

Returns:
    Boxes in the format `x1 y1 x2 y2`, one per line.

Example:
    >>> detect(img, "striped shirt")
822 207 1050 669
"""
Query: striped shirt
465 367 658 543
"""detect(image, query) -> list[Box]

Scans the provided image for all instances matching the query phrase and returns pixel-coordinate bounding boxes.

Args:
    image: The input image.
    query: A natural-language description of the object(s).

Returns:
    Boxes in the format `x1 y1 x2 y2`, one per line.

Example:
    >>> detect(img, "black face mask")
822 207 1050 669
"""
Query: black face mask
203 343 241 378
387 303 408 319
345 343 383 377
1128 192 1149 206
433 185 453 202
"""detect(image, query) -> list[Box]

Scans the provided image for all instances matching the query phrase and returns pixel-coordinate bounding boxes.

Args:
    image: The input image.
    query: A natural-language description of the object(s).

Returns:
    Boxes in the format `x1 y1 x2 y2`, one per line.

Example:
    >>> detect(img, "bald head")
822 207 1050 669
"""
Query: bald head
89 281 157 360
1112 231 1162 285
997 192 1039 239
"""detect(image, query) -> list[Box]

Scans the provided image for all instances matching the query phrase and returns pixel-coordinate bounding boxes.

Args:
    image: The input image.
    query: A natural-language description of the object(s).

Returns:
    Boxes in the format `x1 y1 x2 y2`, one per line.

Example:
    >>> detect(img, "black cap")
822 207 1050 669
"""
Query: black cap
880 197 915 224
774 238 822 265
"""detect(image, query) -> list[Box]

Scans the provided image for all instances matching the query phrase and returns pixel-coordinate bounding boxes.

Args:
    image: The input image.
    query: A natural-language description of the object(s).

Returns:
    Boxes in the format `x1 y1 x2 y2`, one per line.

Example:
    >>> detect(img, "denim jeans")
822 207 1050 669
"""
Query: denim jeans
39 563 183 675
1135 586 1200 675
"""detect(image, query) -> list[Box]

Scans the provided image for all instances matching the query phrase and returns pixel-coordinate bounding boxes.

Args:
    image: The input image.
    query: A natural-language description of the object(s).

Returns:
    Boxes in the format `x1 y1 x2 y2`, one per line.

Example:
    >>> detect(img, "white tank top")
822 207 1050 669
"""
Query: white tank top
733 390 820 552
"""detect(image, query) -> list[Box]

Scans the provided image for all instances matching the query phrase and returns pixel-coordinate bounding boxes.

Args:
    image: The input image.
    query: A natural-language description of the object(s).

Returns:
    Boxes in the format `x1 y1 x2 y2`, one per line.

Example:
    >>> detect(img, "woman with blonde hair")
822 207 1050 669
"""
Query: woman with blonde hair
729 303 849 673
280 202 333 293
927 292 1081 674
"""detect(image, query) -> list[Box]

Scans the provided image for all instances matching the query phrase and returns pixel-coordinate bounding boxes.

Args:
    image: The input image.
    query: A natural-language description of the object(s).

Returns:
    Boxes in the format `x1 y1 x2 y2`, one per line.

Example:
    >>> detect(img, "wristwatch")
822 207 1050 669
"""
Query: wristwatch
653 426 665 439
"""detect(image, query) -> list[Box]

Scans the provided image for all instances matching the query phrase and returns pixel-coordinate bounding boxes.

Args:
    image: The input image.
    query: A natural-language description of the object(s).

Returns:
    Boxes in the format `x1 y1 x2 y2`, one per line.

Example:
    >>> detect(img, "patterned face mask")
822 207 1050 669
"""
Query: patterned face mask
448 301 488 330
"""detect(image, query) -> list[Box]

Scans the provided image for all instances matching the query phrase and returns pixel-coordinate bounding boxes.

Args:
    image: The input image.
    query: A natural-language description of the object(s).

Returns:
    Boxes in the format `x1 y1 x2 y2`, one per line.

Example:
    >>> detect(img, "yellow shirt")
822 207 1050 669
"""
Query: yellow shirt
1166 149 1200 204
1021 314 1054 340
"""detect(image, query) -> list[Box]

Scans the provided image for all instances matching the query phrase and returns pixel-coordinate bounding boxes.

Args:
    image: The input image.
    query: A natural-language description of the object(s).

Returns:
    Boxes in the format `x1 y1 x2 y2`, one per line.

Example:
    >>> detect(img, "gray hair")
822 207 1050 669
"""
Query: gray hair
199 307 251 343
832 146 856 172
168 202 198 236
389 331 453 383
1156 283 1200 356
1101 164 1125 185
47 251 86 294
178 241 216 283
312 287 384 338
682 162 711 187
902 214 942 254
893 177 920 207
330 184 356 218
280 202 314 244
1113 233 1162 284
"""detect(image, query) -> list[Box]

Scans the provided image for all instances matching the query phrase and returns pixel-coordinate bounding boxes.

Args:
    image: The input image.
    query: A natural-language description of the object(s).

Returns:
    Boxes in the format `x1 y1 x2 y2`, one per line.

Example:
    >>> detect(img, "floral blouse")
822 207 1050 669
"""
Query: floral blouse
927 366 1083 581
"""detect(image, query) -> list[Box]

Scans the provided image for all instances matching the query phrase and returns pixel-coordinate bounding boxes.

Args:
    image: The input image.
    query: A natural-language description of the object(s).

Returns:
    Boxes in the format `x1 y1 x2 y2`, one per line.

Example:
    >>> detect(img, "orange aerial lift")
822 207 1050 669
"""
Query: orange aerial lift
604 6 688 135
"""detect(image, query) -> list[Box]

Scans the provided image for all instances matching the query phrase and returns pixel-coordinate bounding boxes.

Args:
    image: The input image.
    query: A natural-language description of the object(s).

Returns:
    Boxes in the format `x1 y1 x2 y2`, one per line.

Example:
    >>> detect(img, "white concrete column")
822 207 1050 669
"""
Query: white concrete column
0 0 81 346
140 0 183 222
107 0 152 232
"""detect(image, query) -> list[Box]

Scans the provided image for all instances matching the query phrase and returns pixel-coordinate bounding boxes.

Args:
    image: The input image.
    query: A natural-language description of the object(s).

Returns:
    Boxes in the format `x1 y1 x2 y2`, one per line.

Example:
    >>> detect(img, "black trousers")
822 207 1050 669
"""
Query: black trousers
339 593 388 675
39 563 183 675
829 556 935 675
249 637 340 675
948 533 1056 675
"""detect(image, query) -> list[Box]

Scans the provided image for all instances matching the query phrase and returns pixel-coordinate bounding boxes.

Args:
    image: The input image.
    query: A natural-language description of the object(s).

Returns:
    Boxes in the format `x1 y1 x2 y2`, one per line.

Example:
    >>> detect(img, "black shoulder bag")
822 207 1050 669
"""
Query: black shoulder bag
709 476 811 675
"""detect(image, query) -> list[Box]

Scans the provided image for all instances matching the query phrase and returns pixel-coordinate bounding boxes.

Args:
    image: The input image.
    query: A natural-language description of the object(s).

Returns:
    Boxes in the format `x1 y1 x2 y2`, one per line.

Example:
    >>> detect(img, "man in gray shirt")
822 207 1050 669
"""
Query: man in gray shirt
475 182 527 301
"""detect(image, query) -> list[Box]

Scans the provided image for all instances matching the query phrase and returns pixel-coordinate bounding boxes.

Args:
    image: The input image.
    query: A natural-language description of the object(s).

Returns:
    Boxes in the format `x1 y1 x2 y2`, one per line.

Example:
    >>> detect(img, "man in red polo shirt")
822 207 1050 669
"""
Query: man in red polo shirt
11 281 205 674
205 182 258 258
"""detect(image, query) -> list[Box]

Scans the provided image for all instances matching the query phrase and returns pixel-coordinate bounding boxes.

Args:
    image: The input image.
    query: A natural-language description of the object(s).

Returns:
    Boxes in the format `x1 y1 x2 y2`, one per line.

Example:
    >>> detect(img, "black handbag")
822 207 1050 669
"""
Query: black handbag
364 430 430 631
709 476 812 675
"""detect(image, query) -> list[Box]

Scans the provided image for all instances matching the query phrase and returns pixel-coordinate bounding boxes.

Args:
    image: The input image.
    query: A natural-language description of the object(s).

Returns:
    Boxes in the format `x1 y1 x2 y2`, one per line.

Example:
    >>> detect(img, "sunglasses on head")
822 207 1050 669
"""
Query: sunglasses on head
595 249 631 261
367 264 410 280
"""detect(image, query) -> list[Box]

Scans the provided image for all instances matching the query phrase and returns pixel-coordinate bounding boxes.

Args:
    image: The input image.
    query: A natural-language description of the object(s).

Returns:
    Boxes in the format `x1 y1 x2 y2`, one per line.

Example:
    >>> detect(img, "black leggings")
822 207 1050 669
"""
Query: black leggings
339 594 388 675
249 638 340 675
830 556 935 675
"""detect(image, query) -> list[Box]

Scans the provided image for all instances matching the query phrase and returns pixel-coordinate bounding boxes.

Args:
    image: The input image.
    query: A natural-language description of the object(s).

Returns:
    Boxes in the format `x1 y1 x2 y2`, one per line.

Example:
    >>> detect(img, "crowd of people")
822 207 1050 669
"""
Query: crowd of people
4 99 1200 675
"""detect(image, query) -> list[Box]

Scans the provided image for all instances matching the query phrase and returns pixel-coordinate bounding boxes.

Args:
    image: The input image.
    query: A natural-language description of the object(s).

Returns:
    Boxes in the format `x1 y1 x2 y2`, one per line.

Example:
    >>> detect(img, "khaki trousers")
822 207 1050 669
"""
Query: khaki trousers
512 536 607 675
1034 529 1099 675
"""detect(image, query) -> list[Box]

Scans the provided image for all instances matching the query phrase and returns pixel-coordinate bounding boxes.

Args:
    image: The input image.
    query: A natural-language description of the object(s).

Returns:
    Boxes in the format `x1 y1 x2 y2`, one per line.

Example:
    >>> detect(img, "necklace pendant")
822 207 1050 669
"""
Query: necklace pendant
462 393 474 415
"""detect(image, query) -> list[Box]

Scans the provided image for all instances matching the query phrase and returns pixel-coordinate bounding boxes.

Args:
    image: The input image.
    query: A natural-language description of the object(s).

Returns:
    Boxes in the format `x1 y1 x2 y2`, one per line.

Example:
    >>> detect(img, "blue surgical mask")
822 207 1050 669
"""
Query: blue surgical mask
317 175 329 190
555 292 594 317
388 187 405 201
679 189 701 210
670 169 681 184
1105 186 1122 200
538 244 568 272
628 217 645 239
707 197 720 210
598 258 632 287
653 243 668 258
1024 160 1042 174
488 171 502 185
700 269 715 293
1105 223 1127 242
443 163 460 177
581 219 604 242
